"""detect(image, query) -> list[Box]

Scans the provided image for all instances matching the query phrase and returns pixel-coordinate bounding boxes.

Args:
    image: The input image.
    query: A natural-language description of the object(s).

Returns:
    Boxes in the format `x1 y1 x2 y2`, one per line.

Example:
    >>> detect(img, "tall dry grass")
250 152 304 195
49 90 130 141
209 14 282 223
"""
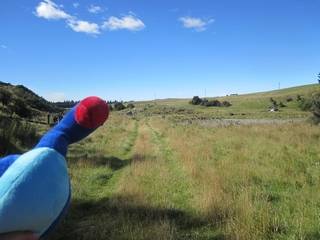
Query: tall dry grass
51 113 320 240
0 117 38 155
150 117 320 239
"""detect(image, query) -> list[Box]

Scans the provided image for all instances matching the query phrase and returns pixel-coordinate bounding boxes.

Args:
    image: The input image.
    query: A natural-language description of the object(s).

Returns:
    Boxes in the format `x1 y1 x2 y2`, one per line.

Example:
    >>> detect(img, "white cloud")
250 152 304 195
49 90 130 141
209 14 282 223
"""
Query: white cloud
67 19 100 34
45 92 66 102
35 0 100 35
35 0 70 20
35 1 145 35
102 15 145 31
88 5 103 14
73 2 79 8
179 16 214 31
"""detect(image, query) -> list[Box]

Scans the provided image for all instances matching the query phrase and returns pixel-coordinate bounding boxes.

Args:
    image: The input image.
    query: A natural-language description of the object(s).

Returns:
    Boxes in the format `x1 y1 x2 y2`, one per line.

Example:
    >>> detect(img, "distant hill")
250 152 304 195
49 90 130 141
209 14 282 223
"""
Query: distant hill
136 84 320 106
0 81 61 118
134 84 320 119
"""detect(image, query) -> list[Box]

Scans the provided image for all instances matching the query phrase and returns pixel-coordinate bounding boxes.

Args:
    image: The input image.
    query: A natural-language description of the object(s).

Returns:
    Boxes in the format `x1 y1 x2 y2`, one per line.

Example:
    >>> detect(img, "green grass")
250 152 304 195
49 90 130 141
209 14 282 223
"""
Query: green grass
134 84 320 119
2 83 320 240
147 122 192 210
0 117 41 155
48 109 320 240
49 84 320 239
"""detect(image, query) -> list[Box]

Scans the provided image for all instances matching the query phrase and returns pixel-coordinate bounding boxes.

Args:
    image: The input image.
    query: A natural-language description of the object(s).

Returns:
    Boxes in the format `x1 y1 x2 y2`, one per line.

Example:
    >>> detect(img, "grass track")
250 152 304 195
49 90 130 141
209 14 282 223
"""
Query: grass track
50 112 320 240
147 121 192 210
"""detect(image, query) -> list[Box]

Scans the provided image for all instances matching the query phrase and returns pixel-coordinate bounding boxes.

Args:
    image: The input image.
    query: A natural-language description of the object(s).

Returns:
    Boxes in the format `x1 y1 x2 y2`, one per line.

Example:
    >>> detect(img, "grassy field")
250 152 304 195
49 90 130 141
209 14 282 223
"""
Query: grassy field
49 110 320 240
134 84 320 120
1 84 320 239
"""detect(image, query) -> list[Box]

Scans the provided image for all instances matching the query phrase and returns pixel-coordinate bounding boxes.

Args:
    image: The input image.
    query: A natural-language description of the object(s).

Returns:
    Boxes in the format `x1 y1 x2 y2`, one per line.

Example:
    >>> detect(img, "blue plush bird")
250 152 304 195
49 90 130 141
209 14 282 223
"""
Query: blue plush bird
0 96 109 238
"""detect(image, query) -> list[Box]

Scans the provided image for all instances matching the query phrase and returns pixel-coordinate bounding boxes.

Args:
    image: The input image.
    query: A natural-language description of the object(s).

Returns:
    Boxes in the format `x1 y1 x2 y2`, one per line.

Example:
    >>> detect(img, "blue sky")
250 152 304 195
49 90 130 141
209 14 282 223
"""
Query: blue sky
0 0 319 101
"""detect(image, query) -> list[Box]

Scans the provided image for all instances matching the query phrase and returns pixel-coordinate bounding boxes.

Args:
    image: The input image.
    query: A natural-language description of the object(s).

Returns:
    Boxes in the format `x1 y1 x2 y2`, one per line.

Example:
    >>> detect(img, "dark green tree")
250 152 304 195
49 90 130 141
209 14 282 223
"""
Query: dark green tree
114 101 126 111
190 96 202 105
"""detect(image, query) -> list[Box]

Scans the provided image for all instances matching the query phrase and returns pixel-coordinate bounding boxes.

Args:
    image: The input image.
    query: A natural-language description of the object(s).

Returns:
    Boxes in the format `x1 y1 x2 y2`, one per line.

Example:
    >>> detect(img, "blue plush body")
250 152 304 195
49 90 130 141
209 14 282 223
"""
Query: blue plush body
0 96 108 238
0 148 70 236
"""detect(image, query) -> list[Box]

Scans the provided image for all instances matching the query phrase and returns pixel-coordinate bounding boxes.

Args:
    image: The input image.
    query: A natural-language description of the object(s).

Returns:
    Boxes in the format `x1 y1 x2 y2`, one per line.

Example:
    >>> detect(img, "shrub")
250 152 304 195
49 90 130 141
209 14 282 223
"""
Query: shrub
221 101 232 107
286 97 293 102
310 92 320 124
200 98 208 106
200 99 221 107
127 103 135 109
205 100 221 107
0 90 11 105
298 92 320 113
9 99 31 118
190 96 202 105
297 95 302 101
270 98 278 107
190 96 231 107
298 98 312 111
279 102 286 108
114 101 126 111
0 117 38 155
296 92 320 124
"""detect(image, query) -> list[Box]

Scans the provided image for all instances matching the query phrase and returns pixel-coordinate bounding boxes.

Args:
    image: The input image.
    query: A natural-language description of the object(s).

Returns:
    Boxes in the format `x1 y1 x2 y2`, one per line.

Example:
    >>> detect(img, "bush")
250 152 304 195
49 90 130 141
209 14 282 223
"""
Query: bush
200 98 208 106
127 103 135 109
205 100 221 107
190 96 202 105
298 98 312 111
9 99 31 118
297 95 302 101
221 101 232 107
270 98 278 107
306 93 320 124
311 92 320 123
298 93 320 114
286 97 293 102
200 99 221 107
190 96 231 107
0 117 38 155
279 102 286 108
114 102 126 111
0 90 11 105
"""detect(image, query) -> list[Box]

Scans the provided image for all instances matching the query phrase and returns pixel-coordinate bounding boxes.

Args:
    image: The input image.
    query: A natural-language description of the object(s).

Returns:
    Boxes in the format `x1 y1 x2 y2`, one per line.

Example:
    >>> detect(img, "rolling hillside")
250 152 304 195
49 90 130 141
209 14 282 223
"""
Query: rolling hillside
1 82 320 239
134 84 320 119
51 97 320 240
0 82 62 155
0 81 61 119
